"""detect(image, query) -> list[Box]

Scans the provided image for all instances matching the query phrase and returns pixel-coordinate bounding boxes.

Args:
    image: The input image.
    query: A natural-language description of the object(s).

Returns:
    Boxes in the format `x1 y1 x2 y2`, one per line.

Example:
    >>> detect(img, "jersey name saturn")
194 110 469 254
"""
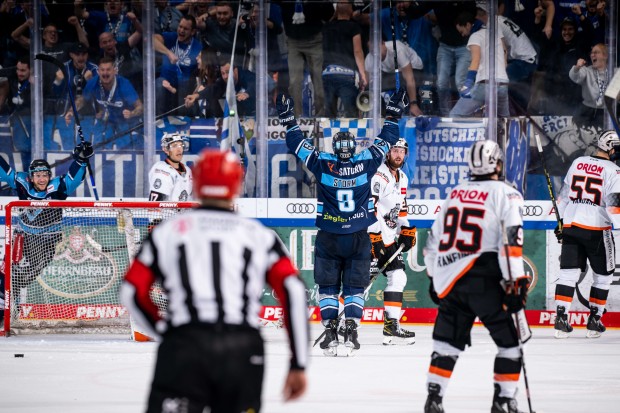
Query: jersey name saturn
338 164 365 176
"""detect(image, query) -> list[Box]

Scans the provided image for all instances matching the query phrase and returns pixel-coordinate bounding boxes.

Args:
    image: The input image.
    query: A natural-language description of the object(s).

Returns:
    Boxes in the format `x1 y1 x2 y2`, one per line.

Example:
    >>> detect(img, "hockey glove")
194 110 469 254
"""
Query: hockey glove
276 94 297 127
428 277 440 305
554 219 563 243
73 141 94 163
502 276 531 313
385 88 409 119
459 70 477 98
369 232 387 267
397 226 417 252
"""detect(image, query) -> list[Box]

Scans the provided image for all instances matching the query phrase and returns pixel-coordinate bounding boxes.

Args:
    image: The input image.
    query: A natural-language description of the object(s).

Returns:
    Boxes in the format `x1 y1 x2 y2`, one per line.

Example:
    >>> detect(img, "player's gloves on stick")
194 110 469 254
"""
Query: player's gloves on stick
276 94 297 127
554 219 563 243
385 88 409 119
502 276 531 313
369 232 387 267
459 70 477 98
397 226 417 252
73 141 94 163
428 277 440 305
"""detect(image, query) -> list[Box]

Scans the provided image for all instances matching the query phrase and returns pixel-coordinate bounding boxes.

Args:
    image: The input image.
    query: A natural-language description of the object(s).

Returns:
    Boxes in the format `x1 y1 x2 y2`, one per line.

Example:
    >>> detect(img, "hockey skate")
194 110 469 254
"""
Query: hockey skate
343 319 360 356
554 305 573 339
383 316 415 345
424 383 444 413
491 384 525 413
319 319 339 356
586 307 606 338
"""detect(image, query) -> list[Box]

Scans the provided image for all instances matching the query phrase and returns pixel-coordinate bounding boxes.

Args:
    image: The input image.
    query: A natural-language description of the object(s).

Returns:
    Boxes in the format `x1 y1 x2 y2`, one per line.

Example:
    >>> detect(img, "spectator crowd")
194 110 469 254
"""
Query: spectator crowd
0 0 615 142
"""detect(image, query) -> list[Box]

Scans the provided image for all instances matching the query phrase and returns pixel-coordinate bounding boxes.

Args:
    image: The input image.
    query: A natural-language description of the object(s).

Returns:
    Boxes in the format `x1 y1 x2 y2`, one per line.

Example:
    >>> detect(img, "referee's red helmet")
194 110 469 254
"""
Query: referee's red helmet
193 149 243 200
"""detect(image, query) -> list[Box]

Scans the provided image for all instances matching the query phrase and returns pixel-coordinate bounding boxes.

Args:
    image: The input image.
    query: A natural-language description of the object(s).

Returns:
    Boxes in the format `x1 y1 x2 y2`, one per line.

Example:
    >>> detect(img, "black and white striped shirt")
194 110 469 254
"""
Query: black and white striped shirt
121 206 309 370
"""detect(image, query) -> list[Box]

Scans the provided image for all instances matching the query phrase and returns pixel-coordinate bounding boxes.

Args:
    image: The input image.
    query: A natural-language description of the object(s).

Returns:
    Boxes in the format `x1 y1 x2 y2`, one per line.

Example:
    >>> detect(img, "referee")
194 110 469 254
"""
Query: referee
121 149 309 412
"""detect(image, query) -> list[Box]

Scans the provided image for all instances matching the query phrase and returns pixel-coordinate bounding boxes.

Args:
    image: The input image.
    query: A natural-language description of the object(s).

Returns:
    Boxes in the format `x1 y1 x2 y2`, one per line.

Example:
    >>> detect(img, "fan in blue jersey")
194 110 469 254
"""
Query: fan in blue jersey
277 89 408 356
0 142 92 291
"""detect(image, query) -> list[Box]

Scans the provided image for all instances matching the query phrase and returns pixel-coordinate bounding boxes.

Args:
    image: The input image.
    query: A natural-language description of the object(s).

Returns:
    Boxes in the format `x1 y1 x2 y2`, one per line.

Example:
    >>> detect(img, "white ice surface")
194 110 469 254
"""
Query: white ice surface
1 324 619 413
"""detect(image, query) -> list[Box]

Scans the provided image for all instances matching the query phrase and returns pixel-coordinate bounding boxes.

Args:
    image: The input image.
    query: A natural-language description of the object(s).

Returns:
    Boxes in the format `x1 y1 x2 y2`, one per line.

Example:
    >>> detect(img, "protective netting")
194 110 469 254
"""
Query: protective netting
3 201 195 335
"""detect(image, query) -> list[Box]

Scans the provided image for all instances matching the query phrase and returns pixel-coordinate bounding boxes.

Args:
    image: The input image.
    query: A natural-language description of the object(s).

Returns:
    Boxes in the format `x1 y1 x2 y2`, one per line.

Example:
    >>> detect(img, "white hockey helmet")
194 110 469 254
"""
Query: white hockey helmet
596 130 620 152
392 138 409 155
468 139 503 176
161 132 189 151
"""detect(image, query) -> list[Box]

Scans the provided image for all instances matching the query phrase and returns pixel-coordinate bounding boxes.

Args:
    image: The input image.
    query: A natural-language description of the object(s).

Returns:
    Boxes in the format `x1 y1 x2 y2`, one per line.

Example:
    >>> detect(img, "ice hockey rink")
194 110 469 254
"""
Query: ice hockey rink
1 323 619 413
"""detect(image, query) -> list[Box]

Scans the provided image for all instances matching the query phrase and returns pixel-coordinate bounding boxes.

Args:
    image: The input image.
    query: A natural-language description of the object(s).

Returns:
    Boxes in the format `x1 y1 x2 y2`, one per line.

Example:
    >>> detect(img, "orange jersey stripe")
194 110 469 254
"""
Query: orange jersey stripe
494 373 520 382
590 297 606 305
564 223 612 231
429 366 453 378
438 259 477 299
506 246 522 257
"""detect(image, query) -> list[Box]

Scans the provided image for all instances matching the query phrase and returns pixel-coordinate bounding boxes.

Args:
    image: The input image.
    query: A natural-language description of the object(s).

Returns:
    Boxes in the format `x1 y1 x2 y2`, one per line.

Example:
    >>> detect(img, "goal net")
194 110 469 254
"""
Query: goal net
2 200 195 336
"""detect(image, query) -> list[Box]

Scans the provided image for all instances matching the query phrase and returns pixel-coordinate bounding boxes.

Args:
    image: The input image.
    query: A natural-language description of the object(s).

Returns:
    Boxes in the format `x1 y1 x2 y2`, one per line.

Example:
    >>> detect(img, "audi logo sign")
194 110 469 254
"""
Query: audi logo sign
521 205 544 216
286 203 316 214
407 204 429 215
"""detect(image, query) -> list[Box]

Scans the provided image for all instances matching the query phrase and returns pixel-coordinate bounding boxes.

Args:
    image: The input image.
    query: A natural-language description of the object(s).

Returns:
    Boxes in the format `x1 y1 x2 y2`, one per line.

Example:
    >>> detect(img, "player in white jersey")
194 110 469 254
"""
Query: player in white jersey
368 138 417 345
553 130 620 339
423 140 530 413
121 149 309 412
148 132 193 201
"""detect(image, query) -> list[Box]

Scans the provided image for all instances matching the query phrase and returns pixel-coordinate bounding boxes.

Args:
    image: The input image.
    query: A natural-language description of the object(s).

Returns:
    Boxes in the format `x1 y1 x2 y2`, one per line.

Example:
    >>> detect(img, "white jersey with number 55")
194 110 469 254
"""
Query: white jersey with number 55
424 179 525 298
557 155 620 230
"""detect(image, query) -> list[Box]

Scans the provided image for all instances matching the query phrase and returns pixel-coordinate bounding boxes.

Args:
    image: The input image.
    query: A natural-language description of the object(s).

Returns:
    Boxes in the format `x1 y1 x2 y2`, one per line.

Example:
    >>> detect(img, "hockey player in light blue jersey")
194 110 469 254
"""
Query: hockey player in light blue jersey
277 89 408 356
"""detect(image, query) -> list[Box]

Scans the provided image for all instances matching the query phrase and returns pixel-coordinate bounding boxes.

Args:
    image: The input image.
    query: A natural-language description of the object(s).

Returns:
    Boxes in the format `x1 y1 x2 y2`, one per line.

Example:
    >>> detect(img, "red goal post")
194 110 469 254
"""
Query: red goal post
2 200 196 336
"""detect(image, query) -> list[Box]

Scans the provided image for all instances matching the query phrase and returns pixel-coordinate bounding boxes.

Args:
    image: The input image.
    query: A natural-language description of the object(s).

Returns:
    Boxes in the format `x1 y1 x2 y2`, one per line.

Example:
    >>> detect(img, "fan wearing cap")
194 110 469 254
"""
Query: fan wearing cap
0 142 93 291
423 139 529 413
52 42 98 104
122 149 309 412
148 133 193 201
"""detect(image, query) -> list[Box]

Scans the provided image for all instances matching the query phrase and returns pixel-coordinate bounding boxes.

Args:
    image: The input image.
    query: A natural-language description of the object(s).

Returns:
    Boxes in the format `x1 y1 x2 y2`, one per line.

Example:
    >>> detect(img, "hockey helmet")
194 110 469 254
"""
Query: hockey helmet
161 132 189 151
29 159 52 177
468 140 503 176
332 131 356 161
596 130 620 152
193 149 243 200
391 138 409 155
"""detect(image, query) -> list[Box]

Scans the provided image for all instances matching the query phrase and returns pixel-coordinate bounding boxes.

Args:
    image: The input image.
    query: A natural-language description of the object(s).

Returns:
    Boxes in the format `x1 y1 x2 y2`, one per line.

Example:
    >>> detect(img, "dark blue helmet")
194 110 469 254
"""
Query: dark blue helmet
332 131 356 161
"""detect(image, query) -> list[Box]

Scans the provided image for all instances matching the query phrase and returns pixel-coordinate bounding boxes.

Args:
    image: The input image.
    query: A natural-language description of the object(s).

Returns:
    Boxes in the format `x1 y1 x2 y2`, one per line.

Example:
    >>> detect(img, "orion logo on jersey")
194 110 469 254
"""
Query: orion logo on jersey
576 163 603 176
450 189 489 204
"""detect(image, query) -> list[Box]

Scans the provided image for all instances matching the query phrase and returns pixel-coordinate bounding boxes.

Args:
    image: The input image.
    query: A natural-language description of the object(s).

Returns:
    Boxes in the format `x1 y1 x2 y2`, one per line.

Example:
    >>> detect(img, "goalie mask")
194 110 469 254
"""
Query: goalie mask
596 130 620 159
468 140 503 176
29 159 52 177
332 131 356 161
193 149 243 200
161 133 189 152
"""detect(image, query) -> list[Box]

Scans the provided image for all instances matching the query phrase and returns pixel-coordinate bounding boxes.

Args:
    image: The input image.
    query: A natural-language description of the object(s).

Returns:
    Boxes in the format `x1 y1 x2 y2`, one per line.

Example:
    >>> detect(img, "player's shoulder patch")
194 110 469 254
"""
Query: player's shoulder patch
153 179 162 189
375 170 390 183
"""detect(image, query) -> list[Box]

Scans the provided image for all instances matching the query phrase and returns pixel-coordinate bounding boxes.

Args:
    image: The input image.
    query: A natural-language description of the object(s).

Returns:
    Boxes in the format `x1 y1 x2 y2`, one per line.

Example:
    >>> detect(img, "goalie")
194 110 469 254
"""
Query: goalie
0 143 93 290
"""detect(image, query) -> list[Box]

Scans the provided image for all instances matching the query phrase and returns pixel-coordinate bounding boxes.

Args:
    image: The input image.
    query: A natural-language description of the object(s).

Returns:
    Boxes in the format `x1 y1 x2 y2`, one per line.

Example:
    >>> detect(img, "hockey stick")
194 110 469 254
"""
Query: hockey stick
389 0 400 90
500 221 535 413
312 244 405 347
534 133 562 226
35 53 99 200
